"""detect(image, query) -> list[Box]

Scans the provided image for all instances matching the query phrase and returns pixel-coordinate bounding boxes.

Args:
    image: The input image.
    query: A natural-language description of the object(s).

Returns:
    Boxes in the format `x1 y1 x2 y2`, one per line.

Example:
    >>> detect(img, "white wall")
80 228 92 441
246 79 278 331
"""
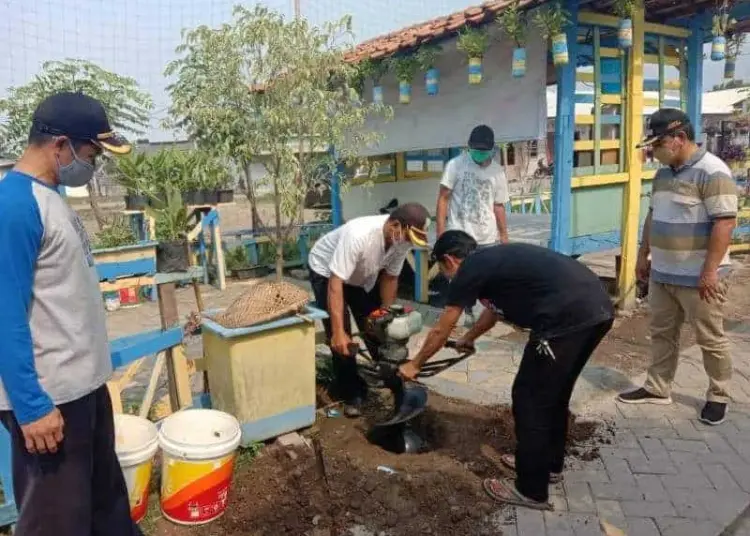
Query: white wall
342 177 441 221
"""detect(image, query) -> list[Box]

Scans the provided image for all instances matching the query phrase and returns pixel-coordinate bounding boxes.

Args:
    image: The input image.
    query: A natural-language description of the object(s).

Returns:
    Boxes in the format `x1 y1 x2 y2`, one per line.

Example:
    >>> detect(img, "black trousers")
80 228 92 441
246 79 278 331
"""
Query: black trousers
309 267 382 402
513 319 613 502
0 385 142 536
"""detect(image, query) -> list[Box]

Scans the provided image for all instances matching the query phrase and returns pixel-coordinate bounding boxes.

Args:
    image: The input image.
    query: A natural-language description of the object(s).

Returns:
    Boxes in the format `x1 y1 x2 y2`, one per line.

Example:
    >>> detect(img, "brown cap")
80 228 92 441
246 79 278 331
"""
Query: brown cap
389 203 431 247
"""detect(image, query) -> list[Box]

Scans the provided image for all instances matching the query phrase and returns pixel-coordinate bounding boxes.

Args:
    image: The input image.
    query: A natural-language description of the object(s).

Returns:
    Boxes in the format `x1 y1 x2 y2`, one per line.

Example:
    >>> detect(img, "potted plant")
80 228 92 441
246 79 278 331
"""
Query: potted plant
360 58 389 104
152 184 192 273
457 27 490 84
612 0 635 49
392 55 418 104
225 245 269 279
93 216 138 249
115 153 152 211
712 11 730 61
416 44 442 95
533 2 571 67
498 0 529 78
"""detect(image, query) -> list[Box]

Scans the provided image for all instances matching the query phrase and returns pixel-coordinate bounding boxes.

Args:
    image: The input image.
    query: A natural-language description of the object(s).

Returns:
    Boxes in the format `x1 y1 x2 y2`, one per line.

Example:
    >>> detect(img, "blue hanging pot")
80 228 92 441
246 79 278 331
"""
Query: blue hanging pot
725 58 736 79
398 81 412 104
373 85 384 104
425 68 439 95
468 57 483 84
512 47 527 78
618 18 633 49
552 33 569 66
712 35 726 61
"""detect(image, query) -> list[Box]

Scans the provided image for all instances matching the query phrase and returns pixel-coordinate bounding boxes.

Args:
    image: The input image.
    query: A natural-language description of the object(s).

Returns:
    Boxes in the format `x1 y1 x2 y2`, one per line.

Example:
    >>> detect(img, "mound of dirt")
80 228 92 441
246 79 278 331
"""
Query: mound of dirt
154 391 609 536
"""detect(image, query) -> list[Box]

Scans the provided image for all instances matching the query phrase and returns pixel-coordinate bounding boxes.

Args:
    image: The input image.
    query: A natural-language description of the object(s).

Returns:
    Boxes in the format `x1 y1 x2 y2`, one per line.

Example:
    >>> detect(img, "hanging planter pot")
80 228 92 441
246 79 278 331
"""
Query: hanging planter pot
725 57 737 79
425 68 439 95
359 58 389 105
398 81 412 104
499 2 529 78
552 33 569 66
468 57 483 84
712 35 727 61
416 45 443 96
457 27 489 85
372 85 384 104
618 18 633 49
512 47 527 78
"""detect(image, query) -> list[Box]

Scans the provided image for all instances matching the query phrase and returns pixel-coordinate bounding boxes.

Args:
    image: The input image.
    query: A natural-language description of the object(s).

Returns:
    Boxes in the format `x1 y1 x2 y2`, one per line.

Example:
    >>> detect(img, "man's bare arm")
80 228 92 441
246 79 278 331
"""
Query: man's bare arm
436 186 452 237
462 308 498 342
494 203 509 243
327 275 348 338
704 217 736 273
411 306 463 369
639 209 653 255
379 273 399 308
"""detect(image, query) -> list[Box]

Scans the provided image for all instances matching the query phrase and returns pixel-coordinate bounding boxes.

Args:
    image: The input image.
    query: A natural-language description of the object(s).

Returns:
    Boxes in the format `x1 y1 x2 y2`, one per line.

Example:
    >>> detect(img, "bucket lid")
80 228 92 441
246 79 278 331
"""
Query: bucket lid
158 409 241 461
114 414 159 466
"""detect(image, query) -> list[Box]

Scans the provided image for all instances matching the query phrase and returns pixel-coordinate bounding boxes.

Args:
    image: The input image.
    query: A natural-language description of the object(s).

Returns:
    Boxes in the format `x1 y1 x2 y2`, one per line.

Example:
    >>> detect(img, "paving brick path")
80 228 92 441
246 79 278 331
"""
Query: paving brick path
493 327 750 536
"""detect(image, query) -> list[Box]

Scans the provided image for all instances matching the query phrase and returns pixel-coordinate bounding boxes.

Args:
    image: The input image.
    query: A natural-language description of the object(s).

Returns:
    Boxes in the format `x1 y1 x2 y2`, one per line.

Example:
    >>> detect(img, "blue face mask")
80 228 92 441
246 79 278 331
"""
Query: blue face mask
469 149 493 164
57 141 95 188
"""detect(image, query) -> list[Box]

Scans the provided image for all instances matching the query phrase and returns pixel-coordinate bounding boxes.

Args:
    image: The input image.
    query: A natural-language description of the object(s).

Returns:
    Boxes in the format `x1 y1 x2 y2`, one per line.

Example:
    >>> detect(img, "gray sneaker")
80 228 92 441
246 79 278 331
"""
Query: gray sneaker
617 387 672 405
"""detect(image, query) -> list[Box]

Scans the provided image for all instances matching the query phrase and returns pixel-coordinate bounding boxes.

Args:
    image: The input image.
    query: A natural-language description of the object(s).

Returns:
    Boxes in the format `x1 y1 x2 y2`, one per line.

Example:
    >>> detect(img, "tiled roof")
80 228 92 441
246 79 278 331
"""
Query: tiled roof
345 0 537 63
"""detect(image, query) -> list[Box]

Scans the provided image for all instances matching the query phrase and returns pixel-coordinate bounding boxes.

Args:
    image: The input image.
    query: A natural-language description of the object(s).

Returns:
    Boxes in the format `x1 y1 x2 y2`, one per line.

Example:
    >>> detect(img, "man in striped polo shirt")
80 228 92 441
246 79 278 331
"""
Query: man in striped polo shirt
618 109 738 425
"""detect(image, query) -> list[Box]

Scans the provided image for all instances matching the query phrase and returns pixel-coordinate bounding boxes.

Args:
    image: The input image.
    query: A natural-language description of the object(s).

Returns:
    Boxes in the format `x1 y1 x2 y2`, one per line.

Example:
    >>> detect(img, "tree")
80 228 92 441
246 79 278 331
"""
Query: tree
166 5 390 278
0 59 153 229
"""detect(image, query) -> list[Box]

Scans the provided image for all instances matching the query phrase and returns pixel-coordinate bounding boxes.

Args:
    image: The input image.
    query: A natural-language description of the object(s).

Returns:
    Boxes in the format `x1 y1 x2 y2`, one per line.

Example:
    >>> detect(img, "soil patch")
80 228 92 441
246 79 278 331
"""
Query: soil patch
153 391 608 536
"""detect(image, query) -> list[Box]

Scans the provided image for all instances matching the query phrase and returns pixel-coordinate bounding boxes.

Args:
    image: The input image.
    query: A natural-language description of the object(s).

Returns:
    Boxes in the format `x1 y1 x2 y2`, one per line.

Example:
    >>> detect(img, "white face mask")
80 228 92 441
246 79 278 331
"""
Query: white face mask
57 141 95 187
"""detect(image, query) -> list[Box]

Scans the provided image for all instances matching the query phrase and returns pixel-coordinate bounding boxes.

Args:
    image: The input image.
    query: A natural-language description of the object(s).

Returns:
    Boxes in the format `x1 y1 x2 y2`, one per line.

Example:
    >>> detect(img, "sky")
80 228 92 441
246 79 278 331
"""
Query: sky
1 0 748 142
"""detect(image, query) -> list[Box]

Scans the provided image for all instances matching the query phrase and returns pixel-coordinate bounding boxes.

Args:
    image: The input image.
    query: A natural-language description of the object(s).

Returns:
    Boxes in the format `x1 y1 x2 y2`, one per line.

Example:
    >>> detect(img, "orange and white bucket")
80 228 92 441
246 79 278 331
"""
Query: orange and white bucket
158 409 241 526
114 414 159 524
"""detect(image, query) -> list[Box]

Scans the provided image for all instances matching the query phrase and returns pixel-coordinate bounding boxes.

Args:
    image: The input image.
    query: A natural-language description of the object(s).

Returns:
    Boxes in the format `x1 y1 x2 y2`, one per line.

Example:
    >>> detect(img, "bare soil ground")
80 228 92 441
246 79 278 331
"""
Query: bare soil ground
149 391 608 536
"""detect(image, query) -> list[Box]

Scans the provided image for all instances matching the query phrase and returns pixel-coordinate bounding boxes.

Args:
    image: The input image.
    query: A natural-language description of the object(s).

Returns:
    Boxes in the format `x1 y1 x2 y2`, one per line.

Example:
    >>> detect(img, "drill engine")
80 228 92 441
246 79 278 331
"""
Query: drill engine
363 304 423 369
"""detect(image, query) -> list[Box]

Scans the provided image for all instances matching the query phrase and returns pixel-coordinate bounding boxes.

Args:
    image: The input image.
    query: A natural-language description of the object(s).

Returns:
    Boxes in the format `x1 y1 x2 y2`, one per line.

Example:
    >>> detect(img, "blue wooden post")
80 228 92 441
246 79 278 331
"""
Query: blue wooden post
549 0 578 255
329 146 343 228
687 14 705 139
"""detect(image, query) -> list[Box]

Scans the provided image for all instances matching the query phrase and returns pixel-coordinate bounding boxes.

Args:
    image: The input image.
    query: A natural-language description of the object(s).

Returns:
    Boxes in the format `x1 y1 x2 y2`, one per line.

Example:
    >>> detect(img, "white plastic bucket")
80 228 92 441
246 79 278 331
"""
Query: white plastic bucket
158 409 241 526
114 414 159 524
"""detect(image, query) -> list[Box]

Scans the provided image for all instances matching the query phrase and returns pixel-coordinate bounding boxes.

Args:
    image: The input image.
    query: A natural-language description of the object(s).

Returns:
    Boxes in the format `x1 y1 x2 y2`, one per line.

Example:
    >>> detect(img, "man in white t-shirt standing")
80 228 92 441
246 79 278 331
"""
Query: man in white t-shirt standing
436 124 511 323
308 203 431 417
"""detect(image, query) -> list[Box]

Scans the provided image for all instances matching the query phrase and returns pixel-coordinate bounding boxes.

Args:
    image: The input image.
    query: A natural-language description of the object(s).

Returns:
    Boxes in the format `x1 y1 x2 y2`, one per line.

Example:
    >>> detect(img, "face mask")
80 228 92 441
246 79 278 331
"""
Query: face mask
469 149 493 164
57 142 95 187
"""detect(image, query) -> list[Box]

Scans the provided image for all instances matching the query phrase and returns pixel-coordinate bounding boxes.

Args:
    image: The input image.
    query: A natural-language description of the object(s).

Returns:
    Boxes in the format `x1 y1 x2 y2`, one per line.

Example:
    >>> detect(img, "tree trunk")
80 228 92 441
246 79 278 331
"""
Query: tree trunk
243 162 262 230
273 175 284 281
87 182 107 231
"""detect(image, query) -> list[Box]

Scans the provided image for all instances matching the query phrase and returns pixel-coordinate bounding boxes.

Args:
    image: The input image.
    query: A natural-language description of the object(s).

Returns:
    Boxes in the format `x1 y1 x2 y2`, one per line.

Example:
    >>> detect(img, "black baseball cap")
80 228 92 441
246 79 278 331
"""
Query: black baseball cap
637 108 691 149
31 92 132 154
468 124 495 151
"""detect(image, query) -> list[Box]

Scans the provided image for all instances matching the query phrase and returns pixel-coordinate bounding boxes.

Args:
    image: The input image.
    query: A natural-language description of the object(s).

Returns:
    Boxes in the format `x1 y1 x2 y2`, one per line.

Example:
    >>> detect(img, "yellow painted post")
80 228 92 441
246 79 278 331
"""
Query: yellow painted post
619 1 645 309
395 152 406 181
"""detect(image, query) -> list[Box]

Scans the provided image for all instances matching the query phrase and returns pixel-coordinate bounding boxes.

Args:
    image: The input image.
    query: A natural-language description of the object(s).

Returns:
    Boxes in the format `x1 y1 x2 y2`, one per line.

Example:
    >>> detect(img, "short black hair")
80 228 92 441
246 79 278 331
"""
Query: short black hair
388 202 430 229
432 230 477 261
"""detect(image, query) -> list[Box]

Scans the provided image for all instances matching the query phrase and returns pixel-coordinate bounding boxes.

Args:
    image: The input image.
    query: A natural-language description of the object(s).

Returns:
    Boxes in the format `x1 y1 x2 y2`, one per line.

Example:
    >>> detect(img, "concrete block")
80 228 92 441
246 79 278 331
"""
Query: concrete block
637 436 670 461
543 511 573 532
633 474 669 502
654 516 723 536
627 458 678 475
565 470 610 484
661 438 710 454
660 473 712 490
623 517 660 536
619 500 677 518
516 508 546 536
701 462 742 491
595 499 624 520
563 482 596 513
590 482 644 501
600 456 636 486
549 494 568 512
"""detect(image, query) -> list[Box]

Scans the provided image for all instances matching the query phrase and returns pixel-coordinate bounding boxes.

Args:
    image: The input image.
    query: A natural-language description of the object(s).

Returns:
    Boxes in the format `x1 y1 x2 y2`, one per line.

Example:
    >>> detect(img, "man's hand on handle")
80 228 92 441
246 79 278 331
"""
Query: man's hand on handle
399 361 421 382
453 337 476 354
331 331 354 357
21 407 64 454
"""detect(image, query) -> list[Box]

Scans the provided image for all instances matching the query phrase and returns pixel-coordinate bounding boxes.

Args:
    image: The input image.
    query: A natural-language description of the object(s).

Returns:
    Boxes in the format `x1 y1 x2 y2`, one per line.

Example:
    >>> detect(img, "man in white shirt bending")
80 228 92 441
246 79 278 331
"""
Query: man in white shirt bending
308 203 431 417
436 124 510 323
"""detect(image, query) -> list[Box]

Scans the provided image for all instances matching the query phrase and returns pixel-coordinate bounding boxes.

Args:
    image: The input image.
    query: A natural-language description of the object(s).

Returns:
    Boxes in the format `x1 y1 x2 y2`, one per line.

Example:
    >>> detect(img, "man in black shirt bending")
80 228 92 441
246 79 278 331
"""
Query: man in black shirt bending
399 231 614 510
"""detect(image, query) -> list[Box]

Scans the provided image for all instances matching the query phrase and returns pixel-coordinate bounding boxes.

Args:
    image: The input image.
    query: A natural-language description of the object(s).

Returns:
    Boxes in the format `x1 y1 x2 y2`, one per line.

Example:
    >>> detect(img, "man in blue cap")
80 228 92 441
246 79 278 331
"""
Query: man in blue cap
0 92 140 535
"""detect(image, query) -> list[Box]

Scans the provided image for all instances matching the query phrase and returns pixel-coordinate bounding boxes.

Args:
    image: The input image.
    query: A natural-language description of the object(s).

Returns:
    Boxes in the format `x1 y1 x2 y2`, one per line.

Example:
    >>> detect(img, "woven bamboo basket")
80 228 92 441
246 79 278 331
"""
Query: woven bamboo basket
213 281 311 329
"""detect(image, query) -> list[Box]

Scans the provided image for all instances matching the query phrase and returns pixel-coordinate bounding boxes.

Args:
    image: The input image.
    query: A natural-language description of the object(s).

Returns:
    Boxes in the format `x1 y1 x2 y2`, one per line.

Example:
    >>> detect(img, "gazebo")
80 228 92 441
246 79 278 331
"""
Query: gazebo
330 0 750 308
